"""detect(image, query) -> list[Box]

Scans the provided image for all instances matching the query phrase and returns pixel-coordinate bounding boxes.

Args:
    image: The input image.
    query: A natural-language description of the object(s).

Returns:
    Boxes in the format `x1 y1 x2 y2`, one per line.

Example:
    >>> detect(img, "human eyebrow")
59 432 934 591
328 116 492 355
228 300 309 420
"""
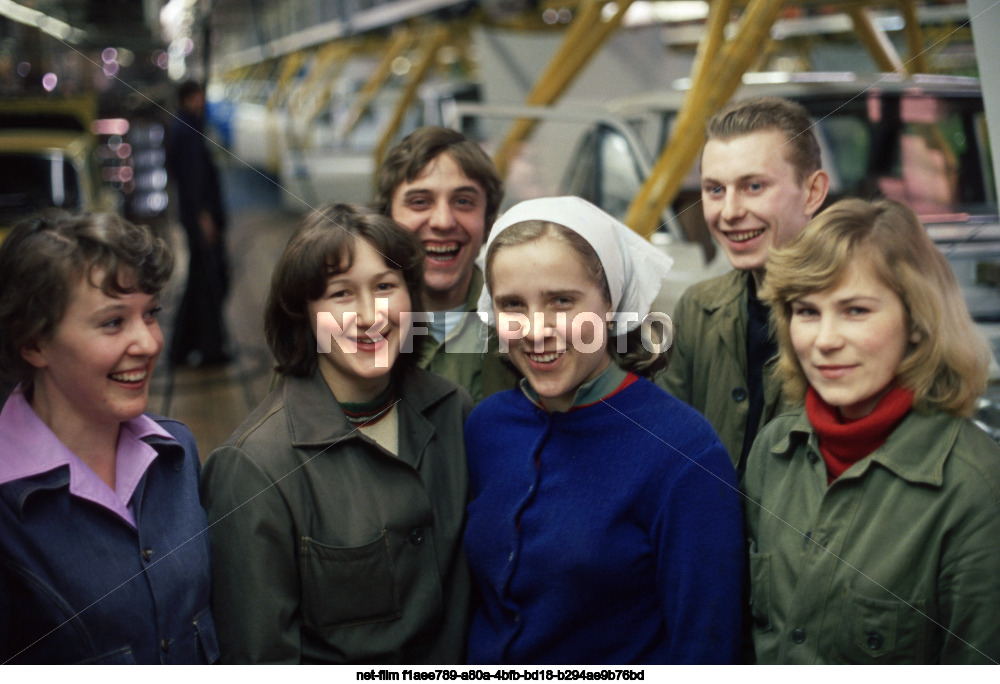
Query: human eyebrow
540 288 585 299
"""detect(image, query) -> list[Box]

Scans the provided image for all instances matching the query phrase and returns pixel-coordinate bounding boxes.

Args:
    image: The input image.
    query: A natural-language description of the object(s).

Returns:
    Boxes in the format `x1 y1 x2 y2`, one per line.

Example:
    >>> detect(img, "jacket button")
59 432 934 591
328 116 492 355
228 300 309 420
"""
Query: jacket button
867 632 884 651
791 628 806 644
408 528 425 545
160 638 170 653
731 387 748 402
807 451 819 464
142 548 154 562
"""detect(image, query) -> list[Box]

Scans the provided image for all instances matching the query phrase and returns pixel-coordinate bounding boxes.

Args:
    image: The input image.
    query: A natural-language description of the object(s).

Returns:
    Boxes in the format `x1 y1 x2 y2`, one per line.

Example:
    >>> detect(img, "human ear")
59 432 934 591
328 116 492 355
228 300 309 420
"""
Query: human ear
20 340 48 370
803 169 831 216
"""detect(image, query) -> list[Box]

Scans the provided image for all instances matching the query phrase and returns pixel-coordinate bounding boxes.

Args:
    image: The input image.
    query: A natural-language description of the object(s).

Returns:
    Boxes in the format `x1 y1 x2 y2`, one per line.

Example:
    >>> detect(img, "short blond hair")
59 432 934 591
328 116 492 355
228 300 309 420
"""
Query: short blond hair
760 198 989 416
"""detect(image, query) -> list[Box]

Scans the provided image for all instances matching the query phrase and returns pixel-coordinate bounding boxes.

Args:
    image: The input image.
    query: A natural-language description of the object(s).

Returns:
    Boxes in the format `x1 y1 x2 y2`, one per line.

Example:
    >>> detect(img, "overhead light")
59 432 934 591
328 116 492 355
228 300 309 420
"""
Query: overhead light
0 0 88 44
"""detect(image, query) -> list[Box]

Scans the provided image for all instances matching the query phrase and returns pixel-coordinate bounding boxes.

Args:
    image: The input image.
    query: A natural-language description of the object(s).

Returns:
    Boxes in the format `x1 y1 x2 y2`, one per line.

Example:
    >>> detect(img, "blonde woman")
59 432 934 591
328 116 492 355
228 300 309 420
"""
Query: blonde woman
747 198 1000 663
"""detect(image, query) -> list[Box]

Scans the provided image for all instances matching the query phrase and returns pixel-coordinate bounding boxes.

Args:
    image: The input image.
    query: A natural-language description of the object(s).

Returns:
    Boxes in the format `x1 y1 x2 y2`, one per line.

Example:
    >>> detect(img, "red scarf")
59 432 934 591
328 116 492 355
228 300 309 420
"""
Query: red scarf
805 385 915 483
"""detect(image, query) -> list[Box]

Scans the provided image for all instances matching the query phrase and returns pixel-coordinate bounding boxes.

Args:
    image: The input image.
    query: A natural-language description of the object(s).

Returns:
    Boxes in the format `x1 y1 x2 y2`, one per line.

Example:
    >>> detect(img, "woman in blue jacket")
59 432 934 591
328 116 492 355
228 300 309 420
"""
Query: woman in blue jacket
464 197 744 664
0 210 217 664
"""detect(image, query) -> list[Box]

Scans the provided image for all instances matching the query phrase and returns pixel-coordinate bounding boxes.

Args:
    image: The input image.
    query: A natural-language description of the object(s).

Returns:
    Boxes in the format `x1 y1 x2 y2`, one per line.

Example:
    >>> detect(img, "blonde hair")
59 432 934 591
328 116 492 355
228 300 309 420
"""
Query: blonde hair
484 220 669 377
760 198 989 416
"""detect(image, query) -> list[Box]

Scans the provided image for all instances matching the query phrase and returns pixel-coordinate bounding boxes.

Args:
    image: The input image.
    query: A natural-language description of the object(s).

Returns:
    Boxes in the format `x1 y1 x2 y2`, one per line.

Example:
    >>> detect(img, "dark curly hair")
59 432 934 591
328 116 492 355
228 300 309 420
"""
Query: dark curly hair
0 209 173 389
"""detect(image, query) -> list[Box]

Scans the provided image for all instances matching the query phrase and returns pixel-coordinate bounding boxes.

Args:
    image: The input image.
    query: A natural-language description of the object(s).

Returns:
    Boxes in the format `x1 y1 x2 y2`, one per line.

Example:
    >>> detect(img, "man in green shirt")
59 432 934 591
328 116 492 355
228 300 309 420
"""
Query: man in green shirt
375 127 516 401
656 97 830 471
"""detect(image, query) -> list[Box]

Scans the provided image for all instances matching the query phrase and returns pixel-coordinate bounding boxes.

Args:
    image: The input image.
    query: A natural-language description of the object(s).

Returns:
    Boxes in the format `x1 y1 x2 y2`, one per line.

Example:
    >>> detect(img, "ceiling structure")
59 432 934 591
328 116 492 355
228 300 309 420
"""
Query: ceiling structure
0 0 165 52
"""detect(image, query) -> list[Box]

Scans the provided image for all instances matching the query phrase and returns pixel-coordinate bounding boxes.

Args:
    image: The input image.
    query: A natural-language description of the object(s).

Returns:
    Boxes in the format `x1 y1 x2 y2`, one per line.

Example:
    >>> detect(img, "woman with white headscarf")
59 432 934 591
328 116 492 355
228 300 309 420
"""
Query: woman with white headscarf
463 197 743 664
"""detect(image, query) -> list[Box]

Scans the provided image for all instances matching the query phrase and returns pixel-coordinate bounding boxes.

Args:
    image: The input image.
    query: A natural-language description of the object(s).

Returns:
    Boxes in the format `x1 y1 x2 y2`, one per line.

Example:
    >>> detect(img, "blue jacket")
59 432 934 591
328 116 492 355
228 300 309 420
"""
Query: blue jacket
464 377 744 664
0 415 218 664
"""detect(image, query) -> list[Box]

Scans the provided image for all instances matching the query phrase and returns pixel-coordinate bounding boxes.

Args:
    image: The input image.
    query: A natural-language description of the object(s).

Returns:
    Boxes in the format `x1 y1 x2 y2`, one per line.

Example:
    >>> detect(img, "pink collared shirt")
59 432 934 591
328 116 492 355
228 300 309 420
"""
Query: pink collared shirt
0 387 174 528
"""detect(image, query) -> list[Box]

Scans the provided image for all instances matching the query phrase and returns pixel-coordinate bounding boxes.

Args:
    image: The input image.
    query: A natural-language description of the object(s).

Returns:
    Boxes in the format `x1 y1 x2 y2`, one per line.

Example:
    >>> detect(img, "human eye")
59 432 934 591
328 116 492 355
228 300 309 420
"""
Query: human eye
746 180 765 193
553 295 575 308
703 183 724 197
407 195 431 210
144 305 163 323
100 317 124 330
495 297 524 311
845 305 870 316
791 302 817 318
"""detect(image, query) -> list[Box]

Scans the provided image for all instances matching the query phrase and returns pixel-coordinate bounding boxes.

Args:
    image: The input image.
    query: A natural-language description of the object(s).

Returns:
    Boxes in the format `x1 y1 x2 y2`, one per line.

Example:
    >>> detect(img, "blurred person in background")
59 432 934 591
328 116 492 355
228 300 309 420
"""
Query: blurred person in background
165 79 229 367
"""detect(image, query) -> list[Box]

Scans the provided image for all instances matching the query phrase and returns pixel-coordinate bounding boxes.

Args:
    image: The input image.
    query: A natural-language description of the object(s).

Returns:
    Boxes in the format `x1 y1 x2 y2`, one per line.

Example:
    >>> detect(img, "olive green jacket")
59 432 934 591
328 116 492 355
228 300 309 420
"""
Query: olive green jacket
655 269 788 468
744 407 1000 664
200 368 474 664
417 266 518 403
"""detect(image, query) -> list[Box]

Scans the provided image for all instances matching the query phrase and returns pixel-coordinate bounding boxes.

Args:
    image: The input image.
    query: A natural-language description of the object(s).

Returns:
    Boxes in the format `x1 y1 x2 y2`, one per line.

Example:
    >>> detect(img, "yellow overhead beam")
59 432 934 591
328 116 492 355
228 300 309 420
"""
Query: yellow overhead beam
493 0 635 176
340 30 414 140
898 0 929 73
375 25 451 168
625 0 787 238
286 42 358 150
847 6 904 73
266 51 307 111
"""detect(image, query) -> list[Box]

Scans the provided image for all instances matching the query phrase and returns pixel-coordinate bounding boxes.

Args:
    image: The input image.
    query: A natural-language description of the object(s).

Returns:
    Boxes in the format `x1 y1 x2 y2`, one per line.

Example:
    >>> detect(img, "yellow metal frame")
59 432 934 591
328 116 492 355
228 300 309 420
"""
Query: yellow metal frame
493 0 635 176
375 25 451 168
340 30 414 140
625 0 786 237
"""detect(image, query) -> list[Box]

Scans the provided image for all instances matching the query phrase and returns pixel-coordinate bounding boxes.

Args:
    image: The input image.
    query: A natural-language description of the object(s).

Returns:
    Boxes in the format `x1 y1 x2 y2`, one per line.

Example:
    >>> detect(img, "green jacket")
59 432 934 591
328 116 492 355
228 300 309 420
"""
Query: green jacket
744 407 1000 664
417 266 518 403
200 368 474 664
655 269 787 469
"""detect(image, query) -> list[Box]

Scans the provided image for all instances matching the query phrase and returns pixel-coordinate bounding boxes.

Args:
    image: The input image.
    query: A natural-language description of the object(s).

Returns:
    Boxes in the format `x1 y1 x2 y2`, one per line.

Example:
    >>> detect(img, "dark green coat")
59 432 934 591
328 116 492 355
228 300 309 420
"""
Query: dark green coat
656 269 788 469
200 368 473 663
417 267 518 403
744 407 1000 664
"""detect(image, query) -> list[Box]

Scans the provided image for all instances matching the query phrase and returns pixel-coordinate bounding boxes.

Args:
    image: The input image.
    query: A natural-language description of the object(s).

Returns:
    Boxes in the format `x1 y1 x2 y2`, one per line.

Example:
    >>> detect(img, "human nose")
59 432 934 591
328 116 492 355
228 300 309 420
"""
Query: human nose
428 198 456 230
813 314 843 351
130 319 162 357
721 188 745 222
524 309 561 348
356 294 387 332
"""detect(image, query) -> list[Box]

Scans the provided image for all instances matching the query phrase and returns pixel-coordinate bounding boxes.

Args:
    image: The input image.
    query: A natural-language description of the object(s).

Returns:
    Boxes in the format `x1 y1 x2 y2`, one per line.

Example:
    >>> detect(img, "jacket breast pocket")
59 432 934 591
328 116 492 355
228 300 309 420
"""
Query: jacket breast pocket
835 586 927 663
748 551 774 634
298 530 401 632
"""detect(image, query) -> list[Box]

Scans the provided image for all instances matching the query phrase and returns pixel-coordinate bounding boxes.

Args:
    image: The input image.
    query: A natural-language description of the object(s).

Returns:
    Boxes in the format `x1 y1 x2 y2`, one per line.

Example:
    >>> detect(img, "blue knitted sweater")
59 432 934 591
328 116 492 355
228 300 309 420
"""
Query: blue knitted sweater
464 375 744 664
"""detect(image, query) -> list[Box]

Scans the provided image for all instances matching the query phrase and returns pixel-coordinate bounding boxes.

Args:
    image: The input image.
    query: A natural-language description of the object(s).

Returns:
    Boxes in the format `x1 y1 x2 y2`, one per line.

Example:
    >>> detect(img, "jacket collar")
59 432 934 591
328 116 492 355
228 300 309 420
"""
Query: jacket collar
281 369 458 470
771 408 958 487
465 266 485 313
698 269 750 315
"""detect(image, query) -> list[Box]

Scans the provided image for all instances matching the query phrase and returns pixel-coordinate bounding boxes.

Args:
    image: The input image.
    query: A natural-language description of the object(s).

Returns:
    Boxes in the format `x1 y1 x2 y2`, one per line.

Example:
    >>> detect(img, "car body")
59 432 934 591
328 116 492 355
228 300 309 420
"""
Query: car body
0 129 117 242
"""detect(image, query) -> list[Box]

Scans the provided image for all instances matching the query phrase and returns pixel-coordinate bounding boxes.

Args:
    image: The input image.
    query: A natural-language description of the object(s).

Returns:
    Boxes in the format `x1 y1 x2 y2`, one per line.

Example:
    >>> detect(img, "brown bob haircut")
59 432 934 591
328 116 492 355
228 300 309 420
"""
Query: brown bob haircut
374 126 504 233
761 198 990 416
704 96 822 184
265 203 425 378
0 209 173 389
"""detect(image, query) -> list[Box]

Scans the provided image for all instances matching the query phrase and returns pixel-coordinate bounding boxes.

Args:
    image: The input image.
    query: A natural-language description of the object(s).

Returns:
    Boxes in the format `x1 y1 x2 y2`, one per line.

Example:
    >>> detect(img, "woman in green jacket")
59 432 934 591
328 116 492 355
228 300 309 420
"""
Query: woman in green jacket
201 204 473 663
745 198 1000 664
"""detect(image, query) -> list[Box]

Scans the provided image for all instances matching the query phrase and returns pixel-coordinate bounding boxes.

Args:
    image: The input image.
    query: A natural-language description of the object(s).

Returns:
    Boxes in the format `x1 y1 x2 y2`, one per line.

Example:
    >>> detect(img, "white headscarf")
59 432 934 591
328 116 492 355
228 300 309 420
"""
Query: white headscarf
477 196 674 336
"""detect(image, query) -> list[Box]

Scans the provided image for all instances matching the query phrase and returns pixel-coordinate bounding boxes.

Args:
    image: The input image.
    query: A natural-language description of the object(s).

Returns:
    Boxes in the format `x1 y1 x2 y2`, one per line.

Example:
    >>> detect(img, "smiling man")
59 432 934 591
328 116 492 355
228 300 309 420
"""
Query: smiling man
656 97 830 472
376 126 515 401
